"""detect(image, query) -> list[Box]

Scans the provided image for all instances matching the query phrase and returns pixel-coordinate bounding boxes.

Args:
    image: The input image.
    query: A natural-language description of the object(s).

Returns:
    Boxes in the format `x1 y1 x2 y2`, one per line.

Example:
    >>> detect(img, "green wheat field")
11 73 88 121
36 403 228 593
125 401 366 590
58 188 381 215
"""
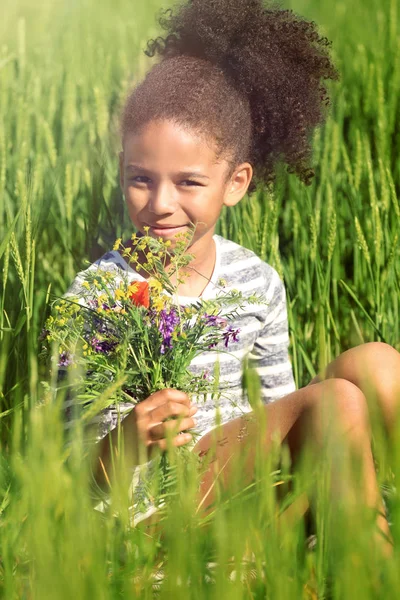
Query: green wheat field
1 0 400 597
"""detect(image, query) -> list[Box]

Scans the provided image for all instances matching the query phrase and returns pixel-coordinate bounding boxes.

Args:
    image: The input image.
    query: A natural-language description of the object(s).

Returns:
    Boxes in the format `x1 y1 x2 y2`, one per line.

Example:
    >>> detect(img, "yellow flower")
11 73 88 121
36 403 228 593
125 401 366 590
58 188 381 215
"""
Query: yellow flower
113 238 122 251
152 297 165 312
143 226 149 233
82 281 90 290
115 287 127 301
131 232 137 242
128 282 139 295
149 279 162 293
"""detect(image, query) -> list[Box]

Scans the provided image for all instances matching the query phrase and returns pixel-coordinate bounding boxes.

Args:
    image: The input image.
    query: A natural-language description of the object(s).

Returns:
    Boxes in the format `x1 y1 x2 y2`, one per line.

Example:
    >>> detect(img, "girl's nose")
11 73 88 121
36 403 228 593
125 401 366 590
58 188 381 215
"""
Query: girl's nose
148 184 177 215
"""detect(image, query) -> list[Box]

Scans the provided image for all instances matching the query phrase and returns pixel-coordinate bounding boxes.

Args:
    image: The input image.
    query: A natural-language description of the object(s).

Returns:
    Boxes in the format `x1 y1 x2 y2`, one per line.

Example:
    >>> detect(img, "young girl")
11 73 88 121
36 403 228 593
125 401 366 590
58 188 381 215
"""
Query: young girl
65 0 400 544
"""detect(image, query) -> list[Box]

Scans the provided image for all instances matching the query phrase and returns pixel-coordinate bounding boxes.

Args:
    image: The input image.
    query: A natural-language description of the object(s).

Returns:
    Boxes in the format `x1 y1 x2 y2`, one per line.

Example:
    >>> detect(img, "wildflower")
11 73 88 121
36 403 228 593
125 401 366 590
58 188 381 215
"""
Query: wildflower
90 337 116 355
149 279 163 293
129 281 150 308
115 287 127 301
158 308 180 354
222 326 240 348
113 238 122 250
203 313 228 328
82 281 90 290
152 296 166 312
58 351 72 367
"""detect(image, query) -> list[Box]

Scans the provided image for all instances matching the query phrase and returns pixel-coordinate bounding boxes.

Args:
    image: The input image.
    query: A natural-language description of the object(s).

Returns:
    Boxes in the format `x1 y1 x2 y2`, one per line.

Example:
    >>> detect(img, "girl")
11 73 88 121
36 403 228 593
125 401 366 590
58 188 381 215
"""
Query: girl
65 0 400 545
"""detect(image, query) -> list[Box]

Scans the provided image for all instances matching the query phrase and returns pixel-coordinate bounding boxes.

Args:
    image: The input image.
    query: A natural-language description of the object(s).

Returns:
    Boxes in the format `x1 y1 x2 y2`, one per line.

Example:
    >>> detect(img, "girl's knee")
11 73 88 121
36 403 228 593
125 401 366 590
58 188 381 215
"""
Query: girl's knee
358 341 399 364
311 378 369 431
335 341 399 373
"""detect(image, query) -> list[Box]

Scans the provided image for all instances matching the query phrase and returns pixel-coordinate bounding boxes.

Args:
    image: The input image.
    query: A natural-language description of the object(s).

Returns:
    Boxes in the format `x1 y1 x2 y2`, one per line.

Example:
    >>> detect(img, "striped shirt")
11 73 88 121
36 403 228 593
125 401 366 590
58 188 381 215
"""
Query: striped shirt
64 234 296 440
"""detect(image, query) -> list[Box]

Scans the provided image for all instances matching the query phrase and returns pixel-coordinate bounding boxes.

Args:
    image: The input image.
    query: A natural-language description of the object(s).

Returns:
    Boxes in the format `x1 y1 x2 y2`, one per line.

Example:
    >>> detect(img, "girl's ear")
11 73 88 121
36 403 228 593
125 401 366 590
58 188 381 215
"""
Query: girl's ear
119 151 124 191
223 162 253 207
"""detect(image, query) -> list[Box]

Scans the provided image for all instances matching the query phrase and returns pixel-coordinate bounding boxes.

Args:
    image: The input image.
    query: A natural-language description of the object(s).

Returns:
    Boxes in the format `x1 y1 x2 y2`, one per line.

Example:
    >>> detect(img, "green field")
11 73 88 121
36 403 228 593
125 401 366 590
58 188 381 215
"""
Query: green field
0 0 400 597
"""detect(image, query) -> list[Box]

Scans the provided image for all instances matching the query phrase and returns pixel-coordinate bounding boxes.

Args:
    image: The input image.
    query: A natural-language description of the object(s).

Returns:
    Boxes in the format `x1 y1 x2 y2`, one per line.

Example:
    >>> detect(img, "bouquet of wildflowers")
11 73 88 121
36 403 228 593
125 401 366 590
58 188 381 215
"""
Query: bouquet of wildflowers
42 229 262 431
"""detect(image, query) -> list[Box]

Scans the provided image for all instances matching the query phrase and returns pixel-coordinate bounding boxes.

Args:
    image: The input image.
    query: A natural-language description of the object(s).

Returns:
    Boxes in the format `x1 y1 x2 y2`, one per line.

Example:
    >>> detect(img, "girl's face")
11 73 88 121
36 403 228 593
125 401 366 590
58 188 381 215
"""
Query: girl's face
119 119 252 250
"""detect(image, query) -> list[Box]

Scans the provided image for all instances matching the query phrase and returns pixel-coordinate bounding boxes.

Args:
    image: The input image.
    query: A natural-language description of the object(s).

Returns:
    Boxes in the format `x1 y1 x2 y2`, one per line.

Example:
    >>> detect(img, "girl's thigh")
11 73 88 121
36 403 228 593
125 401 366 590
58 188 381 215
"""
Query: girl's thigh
193 378 369 510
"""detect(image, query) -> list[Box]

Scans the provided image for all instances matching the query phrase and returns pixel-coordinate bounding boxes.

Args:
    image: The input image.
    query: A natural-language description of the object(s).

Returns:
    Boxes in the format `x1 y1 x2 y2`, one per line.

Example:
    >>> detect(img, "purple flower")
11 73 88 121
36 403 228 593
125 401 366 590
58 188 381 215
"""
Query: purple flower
203 313 227 328
158 308 180 354
58 351 72 367
222 326 240 348
90 337 116 354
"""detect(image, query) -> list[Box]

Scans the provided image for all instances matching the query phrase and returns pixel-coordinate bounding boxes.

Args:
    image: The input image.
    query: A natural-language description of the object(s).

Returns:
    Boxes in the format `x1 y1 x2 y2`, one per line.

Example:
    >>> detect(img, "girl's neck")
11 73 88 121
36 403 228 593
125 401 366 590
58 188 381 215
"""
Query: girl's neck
172 236 217 297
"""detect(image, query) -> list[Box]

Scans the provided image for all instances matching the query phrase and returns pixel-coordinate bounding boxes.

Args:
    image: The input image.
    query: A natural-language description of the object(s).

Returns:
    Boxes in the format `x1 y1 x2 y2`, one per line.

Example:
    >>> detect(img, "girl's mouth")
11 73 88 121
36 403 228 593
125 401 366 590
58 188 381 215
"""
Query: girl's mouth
147 224 188 237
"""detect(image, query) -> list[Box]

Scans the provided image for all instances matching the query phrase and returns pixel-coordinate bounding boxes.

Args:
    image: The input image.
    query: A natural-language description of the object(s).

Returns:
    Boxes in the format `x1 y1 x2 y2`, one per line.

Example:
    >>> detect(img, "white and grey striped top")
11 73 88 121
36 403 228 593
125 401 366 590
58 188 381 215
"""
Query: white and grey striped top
64 234 296 440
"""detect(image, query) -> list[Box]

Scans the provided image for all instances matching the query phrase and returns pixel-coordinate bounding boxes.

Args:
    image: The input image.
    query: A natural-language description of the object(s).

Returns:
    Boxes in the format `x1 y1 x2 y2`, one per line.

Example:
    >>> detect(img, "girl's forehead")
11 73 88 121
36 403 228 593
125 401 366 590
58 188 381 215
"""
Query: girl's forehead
122 120 221 167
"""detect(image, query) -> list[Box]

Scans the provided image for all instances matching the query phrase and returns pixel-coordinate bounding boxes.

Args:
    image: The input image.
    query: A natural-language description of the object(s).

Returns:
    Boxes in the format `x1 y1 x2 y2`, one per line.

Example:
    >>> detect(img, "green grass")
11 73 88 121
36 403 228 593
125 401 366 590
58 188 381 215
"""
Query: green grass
0 0 400 597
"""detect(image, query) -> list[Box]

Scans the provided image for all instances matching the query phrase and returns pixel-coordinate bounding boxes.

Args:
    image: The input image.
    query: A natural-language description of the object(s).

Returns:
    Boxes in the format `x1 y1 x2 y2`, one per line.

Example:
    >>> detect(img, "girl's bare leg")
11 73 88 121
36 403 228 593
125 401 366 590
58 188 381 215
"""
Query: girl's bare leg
311 342 400 433
194 378 391 550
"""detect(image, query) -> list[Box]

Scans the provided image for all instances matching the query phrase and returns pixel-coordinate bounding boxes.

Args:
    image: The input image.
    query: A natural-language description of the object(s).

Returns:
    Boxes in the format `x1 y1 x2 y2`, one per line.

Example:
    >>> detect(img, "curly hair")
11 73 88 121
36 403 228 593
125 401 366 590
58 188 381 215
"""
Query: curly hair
121 0 339 189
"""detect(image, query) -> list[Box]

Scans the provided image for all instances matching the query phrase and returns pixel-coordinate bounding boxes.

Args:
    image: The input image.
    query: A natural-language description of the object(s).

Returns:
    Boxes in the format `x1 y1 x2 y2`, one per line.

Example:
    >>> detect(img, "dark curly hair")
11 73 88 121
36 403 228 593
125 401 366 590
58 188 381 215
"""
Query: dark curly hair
121 0 339 190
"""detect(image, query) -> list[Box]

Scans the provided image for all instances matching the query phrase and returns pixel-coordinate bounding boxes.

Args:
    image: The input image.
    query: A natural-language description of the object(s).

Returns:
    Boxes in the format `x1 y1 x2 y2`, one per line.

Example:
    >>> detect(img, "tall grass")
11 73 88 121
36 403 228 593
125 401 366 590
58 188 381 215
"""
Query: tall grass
0 0 399 596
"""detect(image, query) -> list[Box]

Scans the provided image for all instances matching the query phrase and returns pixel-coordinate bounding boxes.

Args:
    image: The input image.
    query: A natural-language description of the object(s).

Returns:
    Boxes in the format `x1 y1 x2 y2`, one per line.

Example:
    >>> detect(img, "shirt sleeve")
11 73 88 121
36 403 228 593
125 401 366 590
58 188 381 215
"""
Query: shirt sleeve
248 268 296 403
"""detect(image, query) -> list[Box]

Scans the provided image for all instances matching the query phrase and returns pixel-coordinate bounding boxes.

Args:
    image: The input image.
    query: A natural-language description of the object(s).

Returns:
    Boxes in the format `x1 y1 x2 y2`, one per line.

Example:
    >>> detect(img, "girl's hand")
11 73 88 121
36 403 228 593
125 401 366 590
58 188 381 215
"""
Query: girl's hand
134 389 198 452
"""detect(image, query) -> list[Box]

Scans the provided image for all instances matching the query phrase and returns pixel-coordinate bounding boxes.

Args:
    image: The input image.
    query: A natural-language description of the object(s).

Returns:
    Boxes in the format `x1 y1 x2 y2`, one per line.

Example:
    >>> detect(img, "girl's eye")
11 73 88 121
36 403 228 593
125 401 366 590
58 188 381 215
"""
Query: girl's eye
180 180 201 187
132 176 150 184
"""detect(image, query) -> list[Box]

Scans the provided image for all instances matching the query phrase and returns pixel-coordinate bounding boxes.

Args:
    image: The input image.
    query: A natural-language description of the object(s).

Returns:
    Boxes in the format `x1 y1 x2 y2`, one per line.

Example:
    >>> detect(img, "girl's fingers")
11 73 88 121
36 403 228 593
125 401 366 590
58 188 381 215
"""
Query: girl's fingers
151 401 197 423
156 433 193 451
136 389 191 416
149 417 197 440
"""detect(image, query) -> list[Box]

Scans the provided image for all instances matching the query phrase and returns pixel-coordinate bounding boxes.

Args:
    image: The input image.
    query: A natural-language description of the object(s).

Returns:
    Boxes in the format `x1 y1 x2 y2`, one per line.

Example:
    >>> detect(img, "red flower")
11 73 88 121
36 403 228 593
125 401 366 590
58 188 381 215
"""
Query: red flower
129 281 150 308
